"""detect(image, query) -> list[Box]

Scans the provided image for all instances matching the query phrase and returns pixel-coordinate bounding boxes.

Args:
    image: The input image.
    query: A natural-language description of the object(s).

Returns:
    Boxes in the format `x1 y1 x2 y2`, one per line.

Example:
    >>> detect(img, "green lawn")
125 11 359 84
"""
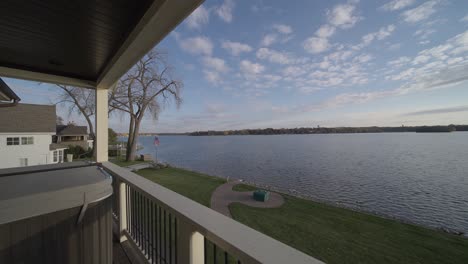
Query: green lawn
136 167 225 207
230 195 468 264
231 183 257 192
114 165 468 264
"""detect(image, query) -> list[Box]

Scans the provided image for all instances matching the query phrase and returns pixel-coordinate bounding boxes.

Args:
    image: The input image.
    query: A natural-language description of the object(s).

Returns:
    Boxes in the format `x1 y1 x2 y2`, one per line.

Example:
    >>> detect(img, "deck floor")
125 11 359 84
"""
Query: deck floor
113 240 132 264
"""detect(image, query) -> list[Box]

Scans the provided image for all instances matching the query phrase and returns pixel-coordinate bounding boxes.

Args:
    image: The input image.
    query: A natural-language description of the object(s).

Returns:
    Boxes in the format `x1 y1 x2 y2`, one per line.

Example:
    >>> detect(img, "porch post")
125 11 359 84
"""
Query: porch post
95 87 108 162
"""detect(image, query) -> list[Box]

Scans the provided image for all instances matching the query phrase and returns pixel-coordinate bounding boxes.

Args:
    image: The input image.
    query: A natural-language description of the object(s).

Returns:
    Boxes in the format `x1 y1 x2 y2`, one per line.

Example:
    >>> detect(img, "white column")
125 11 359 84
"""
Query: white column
177 221 205 264
95 87 108 162
119 181 128 242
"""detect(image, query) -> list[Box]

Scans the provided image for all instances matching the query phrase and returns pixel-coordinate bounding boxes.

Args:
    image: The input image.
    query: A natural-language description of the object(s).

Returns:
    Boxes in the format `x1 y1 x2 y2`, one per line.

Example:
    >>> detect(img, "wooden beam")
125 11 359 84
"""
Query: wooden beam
96 0 204 89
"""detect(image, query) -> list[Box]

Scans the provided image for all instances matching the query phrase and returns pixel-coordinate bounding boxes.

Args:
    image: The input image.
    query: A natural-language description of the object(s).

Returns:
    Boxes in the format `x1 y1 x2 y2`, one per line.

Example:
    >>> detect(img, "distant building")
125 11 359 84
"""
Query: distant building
54 124 93 149
0 104 68 169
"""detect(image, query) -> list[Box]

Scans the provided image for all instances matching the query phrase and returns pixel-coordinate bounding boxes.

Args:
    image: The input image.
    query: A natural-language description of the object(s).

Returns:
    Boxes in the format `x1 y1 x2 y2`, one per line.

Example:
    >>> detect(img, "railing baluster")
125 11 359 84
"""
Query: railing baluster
169 213 172 264
213 243 217 264
145 196 148 255
131 189 134 238
159 206 162 264
126 185 130 231
151 202 154 264
204 237 207 264
138 192 142 247
164 209 167 263
174 218 178 264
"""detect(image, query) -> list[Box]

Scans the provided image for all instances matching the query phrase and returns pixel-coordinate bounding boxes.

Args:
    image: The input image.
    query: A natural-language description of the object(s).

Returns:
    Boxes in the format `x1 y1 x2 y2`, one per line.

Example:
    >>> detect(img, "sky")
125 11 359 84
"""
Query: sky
5 0 468 133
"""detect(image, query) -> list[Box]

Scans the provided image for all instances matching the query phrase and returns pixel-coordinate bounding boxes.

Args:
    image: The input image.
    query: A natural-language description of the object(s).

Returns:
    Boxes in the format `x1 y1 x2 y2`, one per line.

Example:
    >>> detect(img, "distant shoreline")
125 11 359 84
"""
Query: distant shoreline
117 124 468 136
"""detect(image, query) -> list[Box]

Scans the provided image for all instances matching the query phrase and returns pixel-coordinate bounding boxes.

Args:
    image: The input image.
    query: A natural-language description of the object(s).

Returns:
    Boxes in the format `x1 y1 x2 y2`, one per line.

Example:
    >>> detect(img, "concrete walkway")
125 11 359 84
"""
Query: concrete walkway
210 181 285 218
125 163 153 171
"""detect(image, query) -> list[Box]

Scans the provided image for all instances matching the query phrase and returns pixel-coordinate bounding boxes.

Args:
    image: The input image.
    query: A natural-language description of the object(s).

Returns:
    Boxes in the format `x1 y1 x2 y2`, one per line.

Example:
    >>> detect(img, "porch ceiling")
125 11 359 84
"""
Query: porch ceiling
0 0 203 89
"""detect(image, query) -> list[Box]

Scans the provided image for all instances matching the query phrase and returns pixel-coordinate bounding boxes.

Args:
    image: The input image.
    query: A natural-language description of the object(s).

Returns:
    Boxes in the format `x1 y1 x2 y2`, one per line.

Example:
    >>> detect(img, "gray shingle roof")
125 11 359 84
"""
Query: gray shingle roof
56 125 88 135
0 103 56 133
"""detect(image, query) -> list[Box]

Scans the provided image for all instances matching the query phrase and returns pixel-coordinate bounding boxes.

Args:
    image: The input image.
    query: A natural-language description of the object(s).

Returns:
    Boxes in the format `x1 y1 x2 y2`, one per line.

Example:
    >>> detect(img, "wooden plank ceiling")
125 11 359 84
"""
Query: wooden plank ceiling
0 0 154 82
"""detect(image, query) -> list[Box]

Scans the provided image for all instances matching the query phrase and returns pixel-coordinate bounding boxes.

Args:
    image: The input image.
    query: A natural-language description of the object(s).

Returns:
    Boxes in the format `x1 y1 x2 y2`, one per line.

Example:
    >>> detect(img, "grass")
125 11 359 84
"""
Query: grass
110 158 148 167
111 164 468 264
136 167 225 207
231 183 257 192
230 194 468 264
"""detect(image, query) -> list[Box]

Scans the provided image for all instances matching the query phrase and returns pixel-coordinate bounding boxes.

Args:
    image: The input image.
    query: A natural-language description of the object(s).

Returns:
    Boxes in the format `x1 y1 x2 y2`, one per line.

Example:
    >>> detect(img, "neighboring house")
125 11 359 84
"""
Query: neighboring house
0 103 67 169
0 78 21 106
54 124 93 149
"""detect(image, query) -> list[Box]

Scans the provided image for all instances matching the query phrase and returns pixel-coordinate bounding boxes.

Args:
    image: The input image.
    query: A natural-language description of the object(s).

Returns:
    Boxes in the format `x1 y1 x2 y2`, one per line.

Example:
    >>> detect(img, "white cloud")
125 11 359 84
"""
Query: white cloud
446 57 464 65
221 41 253 56
204 70 222 84
256 48 297 64
385 30 468 87
353 54 373 63
186 5 209 29
327 3 362 29
367 24 395 42
461 14 468 22
273 24 293 34
205 103 227 114
380 0 416 11
261 34 277 46
179 36 213 56
401 0 441 23
414 28 436 39
354 24 396 49
202 57 229 73
240 60 265 75
316 25 336 38
388 43 402 50
388 56 411 67
282 66 307 77
215 0 235 23
303 37 330 54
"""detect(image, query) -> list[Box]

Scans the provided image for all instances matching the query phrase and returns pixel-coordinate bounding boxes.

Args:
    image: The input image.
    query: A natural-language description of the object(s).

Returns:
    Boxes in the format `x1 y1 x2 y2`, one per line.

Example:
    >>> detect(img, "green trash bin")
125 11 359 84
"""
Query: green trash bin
253 190 270 202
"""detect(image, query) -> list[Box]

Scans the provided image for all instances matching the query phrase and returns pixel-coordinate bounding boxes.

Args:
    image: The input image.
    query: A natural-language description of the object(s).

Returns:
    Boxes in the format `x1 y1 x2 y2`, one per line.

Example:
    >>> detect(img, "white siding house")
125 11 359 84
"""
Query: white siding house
0 104 67 169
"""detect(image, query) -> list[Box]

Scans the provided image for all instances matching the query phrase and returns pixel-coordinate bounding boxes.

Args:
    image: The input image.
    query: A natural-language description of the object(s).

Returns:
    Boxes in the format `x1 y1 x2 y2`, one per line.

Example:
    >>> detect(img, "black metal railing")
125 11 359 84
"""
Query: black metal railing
126 184 178 264
204 237 242 264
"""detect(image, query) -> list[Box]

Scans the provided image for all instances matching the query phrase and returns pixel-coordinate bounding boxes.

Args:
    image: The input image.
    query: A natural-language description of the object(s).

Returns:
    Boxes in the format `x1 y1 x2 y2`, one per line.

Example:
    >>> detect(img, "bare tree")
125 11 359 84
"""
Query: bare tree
110 50 182 161
56 115 65 125
55 85 97 153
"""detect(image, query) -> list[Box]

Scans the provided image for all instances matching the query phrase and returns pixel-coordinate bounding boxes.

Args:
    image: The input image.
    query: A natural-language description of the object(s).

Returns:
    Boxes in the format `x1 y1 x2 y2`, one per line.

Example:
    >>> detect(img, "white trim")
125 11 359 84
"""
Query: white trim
96 0 203 88
0 132 55 135
0 66 96 89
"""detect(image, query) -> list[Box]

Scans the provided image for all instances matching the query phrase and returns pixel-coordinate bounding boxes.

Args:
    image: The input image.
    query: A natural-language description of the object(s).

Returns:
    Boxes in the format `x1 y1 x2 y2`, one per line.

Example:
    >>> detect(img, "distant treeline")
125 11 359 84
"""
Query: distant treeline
190 125 468 136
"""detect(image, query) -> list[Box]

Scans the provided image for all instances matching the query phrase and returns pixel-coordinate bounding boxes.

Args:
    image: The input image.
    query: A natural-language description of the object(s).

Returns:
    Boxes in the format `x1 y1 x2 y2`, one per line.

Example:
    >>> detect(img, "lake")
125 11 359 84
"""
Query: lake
132 133 468 234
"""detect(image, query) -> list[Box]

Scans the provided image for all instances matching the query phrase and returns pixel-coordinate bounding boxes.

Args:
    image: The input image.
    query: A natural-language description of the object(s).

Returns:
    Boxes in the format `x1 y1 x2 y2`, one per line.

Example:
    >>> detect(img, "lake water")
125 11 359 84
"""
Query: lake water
132 133 468 234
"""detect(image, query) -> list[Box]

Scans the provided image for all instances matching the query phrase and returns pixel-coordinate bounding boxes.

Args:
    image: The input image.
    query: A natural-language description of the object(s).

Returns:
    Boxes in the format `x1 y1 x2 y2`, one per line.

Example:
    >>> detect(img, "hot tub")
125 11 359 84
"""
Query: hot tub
0 162 113 264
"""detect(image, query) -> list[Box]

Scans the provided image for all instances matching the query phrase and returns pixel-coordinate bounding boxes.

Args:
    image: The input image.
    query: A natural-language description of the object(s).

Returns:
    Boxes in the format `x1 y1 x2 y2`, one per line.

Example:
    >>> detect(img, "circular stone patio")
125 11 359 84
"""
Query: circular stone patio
210 181 285 218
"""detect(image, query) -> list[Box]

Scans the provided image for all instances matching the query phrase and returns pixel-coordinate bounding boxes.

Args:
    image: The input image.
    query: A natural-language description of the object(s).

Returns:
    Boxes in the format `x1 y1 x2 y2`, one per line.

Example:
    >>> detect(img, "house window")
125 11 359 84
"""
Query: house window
19 158 28 167
21 137 34 145
7 137 20 145
58 150 63 163
53 151 58 162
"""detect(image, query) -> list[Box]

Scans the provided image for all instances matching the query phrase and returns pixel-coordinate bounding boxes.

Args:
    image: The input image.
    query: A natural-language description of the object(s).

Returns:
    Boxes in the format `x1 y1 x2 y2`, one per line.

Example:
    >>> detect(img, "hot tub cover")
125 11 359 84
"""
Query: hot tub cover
0 163 112 224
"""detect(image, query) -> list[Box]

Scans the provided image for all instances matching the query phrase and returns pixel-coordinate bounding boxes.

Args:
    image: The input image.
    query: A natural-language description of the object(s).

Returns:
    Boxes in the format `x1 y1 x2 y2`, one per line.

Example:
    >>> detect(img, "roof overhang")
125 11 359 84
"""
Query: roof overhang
0 0 203 89
0 78 21 107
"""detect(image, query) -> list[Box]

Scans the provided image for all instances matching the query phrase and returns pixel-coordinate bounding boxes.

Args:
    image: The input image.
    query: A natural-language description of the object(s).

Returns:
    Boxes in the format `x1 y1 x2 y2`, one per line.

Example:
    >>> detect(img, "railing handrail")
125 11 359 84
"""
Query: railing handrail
103 162 323 264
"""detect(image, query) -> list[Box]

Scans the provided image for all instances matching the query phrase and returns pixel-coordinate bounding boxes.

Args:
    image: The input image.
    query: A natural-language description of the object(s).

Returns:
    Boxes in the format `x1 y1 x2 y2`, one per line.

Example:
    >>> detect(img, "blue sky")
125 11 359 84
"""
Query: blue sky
6 0 468 133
